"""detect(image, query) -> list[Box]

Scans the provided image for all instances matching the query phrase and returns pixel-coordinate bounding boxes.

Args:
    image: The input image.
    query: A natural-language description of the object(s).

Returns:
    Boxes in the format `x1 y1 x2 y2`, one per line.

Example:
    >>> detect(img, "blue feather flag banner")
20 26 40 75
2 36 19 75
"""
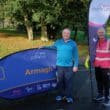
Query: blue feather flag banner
89 0 110 64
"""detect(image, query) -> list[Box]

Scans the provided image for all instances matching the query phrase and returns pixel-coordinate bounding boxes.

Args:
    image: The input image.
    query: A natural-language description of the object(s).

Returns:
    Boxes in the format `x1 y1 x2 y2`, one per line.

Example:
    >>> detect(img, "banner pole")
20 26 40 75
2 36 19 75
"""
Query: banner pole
88 0 94 101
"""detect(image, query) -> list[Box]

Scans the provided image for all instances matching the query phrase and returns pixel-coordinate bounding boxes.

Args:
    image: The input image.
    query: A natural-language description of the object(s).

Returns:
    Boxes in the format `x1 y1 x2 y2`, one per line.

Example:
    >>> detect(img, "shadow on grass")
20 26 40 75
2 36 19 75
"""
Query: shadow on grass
0 29 27 38
0 29 40 39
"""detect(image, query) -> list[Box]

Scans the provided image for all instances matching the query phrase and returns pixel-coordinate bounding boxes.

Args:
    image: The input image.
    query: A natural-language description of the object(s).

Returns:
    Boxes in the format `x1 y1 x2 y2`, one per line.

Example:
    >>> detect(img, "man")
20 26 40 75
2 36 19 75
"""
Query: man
93 28 110 106
41 28 79 103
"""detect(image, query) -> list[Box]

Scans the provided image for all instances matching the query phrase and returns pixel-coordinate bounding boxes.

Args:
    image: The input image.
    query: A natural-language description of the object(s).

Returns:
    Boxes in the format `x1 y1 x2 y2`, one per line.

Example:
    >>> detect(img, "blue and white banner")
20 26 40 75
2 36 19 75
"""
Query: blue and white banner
0 48 57 99
89 0 110 63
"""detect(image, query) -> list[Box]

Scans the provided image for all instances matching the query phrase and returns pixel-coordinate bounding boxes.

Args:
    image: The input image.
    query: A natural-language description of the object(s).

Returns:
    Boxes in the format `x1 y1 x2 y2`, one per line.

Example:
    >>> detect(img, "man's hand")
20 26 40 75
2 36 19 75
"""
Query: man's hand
73 67 78 72
38 46 44 49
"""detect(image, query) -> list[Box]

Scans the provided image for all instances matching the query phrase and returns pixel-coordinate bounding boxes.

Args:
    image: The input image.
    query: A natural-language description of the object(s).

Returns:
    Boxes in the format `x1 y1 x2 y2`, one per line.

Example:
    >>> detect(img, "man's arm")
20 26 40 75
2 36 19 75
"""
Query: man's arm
73 44 79 72
44 42 57 49
39 41 57 49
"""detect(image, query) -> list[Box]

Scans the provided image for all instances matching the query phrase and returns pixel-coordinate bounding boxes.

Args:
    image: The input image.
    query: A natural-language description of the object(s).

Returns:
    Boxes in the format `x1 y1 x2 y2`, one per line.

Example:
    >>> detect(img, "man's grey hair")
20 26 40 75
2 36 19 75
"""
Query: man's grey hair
97 27 106 34
62 28 71 33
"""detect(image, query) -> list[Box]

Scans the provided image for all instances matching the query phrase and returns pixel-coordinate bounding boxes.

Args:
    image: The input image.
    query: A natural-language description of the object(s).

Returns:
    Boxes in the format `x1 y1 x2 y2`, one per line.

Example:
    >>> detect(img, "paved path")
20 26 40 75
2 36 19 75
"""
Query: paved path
0 68 110 110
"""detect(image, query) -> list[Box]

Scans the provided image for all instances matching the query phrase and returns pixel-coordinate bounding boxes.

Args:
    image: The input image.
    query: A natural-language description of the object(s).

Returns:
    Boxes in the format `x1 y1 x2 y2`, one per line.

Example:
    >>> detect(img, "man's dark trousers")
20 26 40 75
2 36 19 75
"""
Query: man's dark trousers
57 66 74 98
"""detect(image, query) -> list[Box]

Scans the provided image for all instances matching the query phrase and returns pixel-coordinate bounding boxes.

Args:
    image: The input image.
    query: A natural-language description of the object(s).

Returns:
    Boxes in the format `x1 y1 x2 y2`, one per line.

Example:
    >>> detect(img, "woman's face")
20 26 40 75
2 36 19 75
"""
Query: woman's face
97 30 105 39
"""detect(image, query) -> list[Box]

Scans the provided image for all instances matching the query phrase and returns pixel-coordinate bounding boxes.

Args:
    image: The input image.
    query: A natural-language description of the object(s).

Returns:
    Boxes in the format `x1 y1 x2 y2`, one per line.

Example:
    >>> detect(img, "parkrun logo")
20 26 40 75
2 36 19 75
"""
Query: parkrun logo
25 67 54 75
92 4 110 12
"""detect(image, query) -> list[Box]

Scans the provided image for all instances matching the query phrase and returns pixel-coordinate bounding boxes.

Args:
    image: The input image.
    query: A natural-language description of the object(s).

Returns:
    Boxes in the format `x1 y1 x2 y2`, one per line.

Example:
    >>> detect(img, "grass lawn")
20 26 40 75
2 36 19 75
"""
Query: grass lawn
0 32 88 60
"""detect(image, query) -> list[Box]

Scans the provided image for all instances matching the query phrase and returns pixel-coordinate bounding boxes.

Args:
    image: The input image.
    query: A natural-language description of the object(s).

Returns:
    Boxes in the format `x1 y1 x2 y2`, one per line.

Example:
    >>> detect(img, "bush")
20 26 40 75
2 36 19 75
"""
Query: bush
16 24 26 33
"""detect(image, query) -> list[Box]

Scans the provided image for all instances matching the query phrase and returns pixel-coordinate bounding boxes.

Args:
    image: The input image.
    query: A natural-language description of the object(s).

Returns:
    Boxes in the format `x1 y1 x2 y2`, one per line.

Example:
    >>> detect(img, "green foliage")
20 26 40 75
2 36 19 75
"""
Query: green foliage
1 0 89 39
32 0 62 24
58 0 89 30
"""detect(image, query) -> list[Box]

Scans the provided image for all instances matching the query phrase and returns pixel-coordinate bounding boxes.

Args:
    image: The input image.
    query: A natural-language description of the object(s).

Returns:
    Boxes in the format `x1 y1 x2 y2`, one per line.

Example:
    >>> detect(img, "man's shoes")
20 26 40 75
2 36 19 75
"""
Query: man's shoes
103 98 110 107
62 96 66 100
56 96 67 102
56 96 63 102
56 96 74 103
66 97 74 103
93 94 104 102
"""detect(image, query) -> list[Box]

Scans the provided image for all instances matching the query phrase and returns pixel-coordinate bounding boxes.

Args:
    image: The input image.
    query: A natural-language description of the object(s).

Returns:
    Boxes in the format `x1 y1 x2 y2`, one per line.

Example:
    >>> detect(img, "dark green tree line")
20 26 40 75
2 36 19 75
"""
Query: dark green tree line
0 0 89 40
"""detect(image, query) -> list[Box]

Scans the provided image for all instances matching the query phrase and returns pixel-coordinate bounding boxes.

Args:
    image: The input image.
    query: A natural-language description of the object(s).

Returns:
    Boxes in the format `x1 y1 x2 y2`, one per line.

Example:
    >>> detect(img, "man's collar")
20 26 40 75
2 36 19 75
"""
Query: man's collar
62 38 71 43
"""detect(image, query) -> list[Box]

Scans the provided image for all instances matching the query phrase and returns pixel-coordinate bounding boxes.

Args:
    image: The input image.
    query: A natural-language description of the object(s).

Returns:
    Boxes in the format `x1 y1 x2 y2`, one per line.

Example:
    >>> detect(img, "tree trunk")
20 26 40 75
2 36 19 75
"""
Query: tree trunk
74 27 78 41
24 15 33 40
2 19 4 29
40 18 48 41
41 25 47 38
26 26 33 40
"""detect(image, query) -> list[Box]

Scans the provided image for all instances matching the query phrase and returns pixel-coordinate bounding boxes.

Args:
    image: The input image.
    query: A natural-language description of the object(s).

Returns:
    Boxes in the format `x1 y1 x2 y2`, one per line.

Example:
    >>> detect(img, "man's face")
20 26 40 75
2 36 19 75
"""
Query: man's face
62 29 70 40
97 30 105 39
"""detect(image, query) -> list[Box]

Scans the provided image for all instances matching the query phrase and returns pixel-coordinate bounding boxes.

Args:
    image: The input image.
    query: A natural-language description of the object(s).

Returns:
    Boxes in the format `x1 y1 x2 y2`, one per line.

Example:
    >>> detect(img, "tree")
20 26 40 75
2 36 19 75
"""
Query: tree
32 0 62 40
58 0 89 40
0 0 7 28
5 0 38 40
2 0 89 41
5 0 63 40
